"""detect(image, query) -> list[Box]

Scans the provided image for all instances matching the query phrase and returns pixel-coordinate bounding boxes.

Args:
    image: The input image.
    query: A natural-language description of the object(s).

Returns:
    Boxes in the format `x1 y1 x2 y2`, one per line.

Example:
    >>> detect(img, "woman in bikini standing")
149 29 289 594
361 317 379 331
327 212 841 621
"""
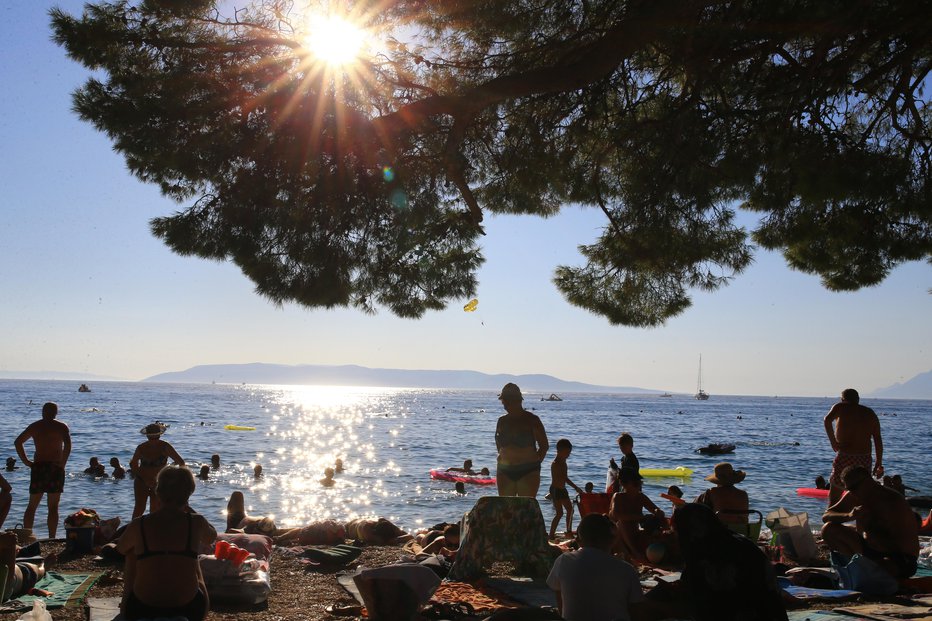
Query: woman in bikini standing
495 383 549 497
130 422 185 518
117 465 216 621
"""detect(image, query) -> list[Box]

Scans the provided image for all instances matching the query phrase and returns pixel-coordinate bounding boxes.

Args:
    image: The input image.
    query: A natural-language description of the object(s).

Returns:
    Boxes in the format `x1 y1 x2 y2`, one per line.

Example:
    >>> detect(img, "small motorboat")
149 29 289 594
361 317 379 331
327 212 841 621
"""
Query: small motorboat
78 384 91 393
696 443 736 455
541 393 563 402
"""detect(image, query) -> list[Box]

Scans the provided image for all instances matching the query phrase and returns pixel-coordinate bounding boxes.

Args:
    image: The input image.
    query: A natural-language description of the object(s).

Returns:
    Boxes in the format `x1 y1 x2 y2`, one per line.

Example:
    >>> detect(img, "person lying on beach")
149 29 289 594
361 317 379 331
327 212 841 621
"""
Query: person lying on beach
419 524 460 558
225 491 411 546
821 465 919 580
0 532 56 600
609 469 664 562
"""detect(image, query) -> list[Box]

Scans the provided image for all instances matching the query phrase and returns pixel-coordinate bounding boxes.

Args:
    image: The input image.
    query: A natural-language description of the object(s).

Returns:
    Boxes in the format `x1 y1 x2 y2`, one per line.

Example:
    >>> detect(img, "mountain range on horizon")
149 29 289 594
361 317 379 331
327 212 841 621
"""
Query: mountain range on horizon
2 364 929 399
142 362 660 394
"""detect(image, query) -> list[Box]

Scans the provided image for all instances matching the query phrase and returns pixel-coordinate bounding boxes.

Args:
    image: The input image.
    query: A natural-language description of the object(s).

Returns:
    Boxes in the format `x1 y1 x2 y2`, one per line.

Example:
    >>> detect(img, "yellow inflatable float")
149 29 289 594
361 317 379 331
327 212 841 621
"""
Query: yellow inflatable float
224 424 256 431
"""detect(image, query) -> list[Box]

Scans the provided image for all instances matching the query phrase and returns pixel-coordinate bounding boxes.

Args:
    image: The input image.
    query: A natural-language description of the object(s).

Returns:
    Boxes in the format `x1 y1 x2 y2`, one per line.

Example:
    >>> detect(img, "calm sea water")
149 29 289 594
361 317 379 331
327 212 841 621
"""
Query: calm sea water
0 380 928 538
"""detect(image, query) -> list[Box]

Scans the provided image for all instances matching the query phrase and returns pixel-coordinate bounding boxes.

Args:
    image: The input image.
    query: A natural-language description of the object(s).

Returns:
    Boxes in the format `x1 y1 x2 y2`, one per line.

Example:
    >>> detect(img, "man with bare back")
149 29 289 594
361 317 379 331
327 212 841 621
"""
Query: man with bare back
14 402 72 538
823 388 882 505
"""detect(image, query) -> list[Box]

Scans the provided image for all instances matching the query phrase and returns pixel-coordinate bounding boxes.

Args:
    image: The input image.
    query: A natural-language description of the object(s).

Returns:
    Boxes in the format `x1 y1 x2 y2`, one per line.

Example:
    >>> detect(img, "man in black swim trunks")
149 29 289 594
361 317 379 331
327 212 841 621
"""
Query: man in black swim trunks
15 402 71 539
822 465 920 580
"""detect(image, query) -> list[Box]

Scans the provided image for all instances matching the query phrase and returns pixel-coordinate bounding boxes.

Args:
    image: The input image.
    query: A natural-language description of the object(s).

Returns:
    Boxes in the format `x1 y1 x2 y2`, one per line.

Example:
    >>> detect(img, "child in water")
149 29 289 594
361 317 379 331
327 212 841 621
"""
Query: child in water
550 438 583 539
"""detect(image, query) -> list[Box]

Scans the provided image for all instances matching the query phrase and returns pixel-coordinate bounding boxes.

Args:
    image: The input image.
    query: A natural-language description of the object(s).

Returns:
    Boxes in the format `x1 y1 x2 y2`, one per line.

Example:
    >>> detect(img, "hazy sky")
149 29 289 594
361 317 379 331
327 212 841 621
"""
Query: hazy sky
1 2 929 396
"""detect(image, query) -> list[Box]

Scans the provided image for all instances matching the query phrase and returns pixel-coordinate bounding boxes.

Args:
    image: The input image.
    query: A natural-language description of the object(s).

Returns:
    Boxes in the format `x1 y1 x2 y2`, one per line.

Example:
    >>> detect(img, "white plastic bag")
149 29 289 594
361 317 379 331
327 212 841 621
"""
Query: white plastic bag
765 507 818 562
17 599 51 621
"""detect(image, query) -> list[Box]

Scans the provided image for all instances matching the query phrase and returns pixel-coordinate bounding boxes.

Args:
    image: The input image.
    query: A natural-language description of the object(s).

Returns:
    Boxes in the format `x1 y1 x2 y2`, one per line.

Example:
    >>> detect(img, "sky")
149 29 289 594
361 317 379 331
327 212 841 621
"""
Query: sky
1 2 929 397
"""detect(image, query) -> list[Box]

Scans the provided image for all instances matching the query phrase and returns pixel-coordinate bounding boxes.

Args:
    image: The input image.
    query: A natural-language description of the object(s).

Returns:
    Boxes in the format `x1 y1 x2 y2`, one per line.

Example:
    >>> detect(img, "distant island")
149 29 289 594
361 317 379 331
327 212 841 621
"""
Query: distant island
143 362 666 394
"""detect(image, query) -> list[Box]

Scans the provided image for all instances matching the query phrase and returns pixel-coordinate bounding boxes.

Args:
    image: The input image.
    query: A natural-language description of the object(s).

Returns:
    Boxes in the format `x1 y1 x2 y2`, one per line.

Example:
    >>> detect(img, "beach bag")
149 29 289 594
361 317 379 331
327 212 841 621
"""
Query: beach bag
831 551 898 595
765 508 817 562
352 565 440 621
9 524 35 546
16 600 52 621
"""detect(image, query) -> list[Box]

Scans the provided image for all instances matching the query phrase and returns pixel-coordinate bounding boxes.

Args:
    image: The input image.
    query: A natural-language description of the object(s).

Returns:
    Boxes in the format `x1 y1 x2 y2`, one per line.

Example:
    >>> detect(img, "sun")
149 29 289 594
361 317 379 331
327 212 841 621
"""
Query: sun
304 14 366 66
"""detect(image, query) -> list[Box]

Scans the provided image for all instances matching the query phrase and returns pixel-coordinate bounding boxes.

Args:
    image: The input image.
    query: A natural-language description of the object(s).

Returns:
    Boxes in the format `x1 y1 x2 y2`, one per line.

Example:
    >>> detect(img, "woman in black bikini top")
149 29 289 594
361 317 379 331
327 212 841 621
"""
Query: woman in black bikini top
117 465 216 621
130 422 185 519
495 383 549 498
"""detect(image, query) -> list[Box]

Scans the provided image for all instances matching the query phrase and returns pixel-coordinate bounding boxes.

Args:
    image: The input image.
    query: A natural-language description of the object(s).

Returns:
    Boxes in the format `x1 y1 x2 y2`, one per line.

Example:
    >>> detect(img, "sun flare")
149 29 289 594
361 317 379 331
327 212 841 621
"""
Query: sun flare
304 14 366 66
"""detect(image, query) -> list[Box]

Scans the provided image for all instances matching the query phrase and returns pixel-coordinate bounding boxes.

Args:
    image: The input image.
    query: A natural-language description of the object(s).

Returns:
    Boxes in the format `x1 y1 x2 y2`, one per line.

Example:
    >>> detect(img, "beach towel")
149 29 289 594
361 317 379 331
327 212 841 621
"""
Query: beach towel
778 577 861 601
483 578 558 608
835 603 932 621
0 572 101 612
448 497 559 581
430 582 519 614
86 596 121 621
300 544 363 566
788 611 855 621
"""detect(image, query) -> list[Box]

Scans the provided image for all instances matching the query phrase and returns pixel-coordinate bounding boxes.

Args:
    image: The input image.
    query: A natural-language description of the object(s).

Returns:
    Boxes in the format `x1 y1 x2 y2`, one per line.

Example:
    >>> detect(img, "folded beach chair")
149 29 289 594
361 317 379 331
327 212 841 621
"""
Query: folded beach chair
575 492 613 517
716 509 764 541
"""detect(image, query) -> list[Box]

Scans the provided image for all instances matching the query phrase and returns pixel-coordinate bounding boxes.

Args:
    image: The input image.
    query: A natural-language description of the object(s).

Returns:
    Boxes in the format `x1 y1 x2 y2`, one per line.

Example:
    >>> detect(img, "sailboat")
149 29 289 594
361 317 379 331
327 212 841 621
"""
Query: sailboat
695 355 710 400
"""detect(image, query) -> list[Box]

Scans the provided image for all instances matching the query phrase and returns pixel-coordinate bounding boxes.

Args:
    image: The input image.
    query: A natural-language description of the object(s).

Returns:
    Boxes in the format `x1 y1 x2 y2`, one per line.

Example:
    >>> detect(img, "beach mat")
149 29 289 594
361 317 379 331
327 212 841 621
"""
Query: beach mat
0 571 102 612
483 578 557 608
835 604 932 621
790 611 863 621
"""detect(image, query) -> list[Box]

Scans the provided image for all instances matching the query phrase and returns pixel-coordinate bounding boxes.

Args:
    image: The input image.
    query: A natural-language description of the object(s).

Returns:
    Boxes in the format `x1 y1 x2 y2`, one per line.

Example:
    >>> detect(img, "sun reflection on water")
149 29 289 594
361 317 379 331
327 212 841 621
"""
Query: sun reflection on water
253 385 414 528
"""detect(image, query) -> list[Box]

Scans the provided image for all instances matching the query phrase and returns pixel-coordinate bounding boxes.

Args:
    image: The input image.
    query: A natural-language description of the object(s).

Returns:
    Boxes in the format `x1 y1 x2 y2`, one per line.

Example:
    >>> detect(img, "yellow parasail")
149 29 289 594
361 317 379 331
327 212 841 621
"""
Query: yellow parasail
463 298 479 312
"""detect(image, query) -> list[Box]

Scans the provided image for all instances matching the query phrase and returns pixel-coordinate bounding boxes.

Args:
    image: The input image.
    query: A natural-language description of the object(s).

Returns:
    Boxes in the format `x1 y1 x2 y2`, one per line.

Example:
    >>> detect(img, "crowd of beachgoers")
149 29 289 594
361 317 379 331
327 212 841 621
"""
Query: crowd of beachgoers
0 386 928 621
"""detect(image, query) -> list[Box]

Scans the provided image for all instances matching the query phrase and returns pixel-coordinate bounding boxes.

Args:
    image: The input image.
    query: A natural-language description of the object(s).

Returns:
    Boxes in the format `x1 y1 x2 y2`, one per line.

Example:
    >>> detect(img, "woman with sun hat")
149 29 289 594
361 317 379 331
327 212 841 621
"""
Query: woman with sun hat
130 422 185 518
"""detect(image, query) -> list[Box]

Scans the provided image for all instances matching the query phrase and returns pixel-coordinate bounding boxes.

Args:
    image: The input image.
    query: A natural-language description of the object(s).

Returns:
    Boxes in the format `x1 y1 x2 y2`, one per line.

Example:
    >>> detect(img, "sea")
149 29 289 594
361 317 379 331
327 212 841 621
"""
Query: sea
0 380 928 538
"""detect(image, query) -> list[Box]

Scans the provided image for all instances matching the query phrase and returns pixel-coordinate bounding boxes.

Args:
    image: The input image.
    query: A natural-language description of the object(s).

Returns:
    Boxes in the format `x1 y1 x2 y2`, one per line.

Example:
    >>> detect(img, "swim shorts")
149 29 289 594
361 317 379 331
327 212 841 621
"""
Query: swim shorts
29 462 65 494
829 453 872 488
11 562 39 597
862 543 918 579
549 485 570 507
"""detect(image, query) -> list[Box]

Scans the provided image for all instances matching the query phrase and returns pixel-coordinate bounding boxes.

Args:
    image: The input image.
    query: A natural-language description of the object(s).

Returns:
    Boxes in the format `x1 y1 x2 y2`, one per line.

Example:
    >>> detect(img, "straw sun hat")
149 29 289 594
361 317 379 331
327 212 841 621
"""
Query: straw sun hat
705 462 746 485
139 421 169 436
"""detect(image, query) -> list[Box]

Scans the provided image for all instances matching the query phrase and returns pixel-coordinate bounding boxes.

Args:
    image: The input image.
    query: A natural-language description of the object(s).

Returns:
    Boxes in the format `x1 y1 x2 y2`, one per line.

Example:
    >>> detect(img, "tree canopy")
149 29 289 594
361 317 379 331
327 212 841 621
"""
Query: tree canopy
52 0 931 326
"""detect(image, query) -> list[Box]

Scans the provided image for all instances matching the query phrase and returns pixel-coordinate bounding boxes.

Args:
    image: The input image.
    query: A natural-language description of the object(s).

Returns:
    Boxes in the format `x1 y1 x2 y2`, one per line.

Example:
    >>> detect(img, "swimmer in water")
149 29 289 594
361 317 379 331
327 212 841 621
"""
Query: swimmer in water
210 454 220 469
253 464 263 478
110 457 126 479
197 465 210 480
320 467 335 487
5 458 16 472
334 458 344 473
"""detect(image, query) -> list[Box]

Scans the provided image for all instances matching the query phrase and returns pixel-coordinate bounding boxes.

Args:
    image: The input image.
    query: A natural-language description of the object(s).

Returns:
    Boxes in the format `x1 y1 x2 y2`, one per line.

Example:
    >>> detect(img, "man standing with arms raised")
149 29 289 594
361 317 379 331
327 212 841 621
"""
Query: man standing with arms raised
15 402 72 539
824 389 883 505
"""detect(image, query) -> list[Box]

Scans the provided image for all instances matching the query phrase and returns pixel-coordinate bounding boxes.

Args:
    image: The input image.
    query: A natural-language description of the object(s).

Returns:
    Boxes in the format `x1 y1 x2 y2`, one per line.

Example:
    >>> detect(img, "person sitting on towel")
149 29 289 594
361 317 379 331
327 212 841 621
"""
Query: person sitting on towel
117 465 216 621
547 513 647 621
695 462 749 526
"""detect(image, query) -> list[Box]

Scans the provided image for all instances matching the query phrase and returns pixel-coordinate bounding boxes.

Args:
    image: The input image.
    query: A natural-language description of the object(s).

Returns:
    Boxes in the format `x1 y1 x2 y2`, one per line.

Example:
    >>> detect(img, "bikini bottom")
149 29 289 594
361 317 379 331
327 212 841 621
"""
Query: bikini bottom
124 589 207 621
497 462 541 481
